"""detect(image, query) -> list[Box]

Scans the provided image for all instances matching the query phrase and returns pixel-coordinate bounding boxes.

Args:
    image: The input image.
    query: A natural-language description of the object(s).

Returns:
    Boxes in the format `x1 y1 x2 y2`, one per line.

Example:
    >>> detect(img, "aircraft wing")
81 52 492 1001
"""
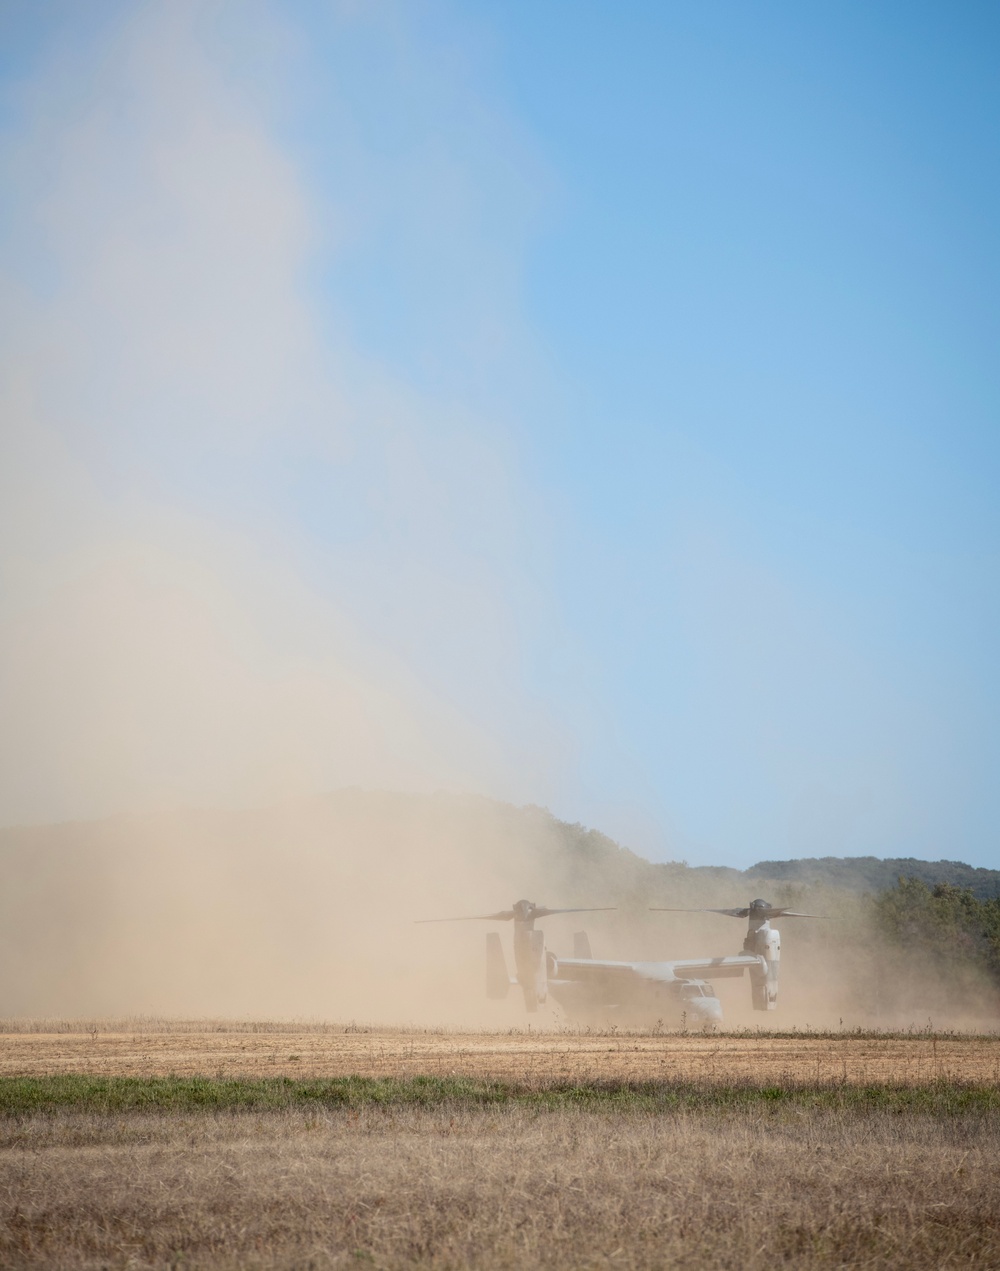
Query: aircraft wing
552 954 762 985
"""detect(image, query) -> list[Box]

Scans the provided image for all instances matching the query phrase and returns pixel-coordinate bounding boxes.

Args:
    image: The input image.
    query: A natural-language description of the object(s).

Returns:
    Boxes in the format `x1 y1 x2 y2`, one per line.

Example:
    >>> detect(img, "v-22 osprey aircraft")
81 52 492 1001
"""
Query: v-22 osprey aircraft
419 898 825 1025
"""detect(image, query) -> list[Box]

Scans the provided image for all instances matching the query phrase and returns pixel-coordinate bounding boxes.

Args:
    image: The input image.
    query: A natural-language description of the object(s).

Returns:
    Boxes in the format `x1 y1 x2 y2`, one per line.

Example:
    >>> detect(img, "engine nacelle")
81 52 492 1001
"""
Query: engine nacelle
512 925 548 1011
748 925 780 1011
529 928 548 1008
486 932 511 1000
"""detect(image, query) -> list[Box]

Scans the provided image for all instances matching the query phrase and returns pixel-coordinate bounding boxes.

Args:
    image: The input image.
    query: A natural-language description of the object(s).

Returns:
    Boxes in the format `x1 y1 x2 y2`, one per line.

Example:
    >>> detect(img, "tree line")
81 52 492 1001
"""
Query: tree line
875 876 1000 990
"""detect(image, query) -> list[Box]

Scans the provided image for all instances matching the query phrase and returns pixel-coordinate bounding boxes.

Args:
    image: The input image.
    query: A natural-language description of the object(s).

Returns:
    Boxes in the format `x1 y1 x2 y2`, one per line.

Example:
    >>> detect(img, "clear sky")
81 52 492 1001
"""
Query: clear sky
0 1 997 869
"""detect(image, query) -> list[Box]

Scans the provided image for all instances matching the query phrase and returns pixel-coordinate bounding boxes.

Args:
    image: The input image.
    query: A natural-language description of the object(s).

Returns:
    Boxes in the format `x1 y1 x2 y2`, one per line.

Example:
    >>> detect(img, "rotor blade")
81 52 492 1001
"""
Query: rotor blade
650 907 750 918
649 907 829 920
737 907 829 920
532 907 616 919
415 910 515 923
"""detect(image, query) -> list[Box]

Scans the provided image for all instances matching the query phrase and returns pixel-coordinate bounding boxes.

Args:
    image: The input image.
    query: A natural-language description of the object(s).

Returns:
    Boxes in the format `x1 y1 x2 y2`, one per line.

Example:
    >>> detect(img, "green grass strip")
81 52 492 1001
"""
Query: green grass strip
1 1075 998 1116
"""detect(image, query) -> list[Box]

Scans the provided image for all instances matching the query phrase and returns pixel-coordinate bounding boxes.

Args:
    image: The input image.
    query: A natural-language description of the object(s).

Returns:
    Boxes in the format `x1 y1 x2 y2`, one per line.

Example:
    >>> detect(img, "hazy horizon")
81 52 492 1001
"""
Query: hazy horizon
2 787 994 1030
0 786 996 882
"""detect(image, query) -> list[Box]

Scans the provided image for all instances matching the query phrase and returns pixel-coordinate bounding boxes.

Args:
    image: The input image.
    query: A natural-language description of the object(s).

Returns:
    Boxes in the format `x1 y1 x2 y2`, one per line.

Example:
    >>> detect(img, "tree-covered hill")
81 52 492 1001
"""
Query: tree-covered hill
743 855 1000 900
531 811 1000 903
875 879 1000 989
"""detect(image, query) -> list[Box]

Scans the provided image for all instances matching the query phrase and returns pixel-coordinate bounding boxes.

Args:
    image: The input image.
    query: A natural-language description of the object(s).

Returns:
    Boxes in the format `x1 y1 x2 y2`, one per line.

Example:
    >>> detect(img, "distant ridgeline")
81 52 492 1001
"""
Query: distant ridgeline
531 807 1000 900
742 855 1000 901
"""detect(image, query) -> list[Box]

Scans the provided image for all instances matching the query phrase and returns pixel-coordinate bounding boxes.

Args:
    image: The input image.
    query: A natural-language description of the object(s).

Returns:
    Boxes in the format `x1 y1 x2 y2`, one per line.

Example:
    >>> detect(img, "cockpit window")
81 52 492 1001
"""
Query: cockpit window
680 983 717 999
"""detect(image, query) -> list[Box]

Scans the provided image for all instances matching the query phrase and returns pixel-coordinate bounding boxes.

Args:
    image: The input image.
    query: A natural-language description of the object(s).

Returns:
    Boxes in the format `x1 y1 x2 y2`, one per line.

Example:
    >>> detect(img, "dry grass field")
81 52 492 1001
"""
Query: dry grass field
2 1019 999 1084
2 1022 999 1269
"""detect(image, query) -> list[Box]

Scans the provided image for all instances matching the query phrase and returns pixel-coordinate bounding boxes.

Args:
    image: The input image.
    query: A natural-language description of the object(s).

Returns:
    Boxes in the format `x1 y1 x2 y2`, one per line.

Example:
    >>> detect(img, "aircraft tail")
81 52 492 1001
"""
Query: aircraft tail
573 931 593 959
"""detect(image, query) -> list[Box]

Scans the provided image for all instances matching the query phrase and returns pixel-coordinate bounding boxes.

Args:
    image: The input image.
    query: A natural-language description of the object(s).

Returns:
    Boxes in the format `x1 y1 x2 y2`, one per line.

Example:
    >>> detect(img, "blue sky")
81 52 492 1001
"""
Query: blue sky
0 2 997 868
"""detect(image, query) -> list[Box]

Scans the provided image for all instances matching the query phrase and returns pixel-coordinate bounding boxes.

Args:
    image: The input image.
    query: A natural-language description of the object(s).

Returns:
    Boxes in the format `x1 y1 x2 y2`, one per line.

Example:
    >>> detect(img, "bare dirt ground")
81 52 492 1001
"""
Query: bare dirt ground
2 1022 999 1084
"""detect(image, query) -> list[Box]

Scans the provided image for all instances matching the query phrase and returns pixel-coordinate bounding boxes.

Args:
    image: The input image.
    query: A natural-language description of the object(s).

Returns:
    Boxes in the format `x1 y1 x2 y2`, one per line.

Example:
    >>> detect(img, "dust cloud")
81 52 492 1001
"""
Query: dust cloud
0 6 561 1023
1 792 995 1030
0 793 598 1024
0 2 553 831
1 7 994 1036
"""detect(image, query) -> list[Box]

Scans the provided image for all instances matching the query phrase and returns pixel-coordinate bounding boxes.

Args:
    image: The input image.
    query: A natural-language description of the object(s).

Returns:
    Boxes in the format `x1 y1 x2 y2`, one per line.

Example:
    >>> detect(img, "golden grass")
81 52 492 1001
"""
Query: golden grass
3 1024 999 1268
3 1101 999 1269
